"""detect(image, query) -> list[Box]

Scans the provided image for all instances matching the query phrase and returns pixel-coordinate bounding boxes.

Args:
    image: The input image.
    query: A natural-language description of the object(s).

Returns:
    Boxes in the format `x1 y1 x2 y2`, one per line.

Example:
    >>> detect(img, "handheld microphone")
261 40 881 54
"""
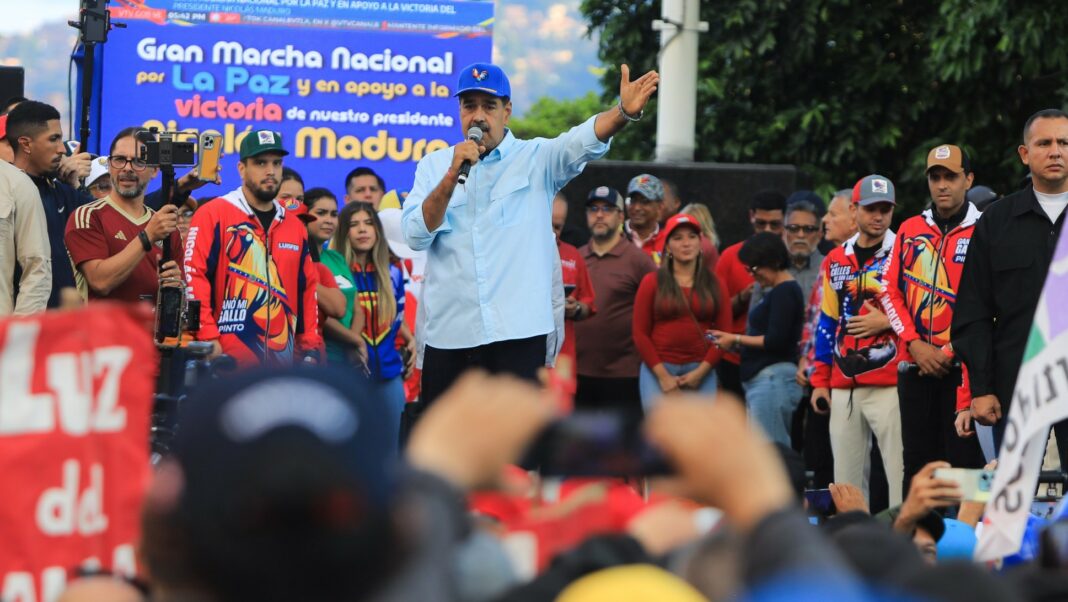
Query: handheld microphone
457 126 483 185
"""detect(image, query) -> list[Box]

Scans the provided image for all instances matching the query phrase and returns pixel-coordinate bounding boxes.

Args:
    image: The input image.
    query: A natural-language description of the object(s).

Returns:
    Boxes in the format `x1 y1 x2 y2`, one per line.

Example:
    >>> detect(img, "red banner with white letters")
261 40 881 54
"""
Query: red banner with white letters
0 304 156 602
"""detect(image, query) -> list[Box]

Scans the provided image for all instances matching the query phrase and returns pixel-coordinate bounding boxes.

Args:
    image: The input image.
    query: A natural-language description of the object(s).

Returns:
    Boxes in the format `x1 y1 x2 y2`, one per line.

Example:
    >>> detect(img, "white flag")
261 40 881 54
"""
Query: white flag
975 244 1068 561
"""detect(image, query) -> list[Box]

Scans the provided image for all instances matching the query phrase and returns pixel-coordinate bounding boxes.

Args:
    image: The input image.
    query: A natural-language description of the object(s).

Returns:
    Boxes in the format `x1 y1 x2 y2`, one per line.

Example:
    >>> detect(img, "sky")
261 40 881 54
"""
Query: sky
3 0 75 36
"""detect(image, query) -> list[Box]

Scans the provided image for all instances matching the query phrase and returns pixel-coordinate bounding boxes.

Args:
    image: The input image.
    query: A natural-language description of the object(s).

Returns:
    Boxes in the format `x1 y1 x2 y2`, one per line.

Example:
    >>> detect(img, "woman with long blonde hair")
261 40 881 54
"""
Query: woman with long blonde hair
321 202 414 447
678 202 721 270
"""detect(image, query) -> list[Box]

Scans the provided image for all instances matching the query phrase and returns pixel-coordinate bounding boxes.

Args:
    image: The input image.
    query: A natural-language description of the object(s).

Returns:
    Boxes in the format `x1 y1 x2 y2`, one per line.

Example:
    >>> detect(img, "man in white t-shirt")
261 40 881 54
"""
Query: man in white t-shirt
953 108 1068 469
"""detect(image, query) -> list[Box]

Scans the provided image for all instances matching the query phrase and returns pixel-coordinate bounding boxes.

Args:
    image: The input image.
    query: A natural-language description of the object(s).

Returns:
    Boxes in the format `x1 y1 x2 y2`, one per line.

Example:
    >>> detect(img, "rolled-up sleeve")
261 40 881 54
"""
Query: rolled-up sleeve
543 115 611 192
402 152 453 252
11 172 51 314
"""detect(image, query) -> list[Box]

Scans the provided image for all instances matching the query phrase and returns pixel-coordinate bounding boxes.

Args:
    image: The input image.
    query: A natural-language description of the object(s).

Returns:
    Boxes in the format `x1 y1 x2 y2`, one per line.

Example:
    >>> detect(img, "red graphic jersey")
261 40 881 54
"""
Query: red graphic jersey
65 198 183 303
183 189 321 366
879 204 981 410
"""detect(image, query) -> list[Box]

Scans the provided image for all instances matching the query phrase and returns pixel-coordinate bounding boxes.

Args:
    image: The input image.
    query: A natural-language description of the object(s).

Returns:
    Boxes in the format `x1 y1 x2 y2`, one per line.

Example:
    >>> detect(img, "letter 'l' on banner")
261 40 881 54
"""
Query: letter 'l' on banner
975 237 1068 561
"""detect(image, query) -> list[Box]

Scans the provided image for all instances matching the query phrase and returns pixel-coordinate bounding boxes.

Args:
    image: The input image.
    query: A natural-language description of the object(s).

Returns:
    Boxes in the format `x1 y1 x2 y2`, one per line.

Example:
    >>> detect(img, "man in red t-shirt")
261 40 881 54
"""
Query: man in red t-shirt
714 190 786 396
66 127 182 304
552 195 596 367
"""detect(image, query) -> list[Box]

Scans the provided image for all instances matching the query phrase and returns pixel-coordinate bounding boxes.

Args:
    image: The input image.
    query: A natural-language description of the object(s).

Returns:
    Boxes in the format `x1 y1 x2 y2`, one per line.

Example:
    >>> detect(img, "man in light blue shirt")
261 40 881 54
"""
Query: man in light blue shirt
403 61 659 404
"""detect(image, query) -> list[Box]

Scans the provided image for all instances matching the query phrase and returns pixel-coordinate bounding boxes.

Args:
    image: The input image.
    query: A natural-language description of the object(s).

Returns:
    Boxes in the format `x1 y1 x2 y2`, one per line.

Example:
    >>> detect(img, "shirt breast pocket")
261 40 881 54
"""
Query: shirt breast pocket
0 195 12 243
991 245 1035 314
491 175 530 228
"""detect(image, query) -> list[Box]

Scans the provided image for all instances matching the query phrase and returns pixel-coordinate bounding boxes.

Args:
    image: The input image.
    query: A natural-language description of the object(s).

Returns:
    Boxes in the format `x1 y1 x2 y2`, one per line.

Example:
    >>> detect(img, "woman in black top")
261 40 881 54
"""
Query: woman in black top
709 232 805 445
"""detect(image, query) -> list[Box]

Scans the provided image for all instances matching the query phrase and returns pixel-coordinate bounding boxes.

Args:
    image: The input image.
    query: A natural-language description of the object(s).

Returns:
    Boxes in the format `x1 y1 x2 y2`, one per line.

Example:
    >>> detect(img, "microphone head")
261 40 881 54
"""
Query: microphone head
466 126 484 142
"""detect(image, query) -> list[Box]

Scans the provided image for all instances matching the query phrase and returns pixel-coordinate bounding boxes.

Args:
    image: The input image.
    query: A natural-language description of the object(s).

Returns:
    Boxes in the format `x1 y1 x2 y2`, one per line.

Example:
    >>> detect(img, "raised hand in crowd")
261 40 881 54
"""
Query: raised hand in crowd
957 460 997 528
845 300 891 338
645 392 794 531
626 500 703 557
971 394 1002 426
892 461 961 536
145 204 179 244
407 371 554 491
58 142 92 189
909 339 952 377
829 482 870 515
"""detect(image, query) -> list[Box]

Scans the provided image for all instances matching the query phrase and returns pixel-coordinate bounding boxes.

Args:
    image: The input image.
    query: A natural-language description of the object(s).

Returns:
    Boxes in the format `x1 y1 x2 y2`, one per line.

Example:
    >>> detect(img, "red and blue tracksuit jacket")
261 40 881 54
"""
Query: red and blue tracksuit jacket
811 232 907 390
184 188 321 366
878 203 981 411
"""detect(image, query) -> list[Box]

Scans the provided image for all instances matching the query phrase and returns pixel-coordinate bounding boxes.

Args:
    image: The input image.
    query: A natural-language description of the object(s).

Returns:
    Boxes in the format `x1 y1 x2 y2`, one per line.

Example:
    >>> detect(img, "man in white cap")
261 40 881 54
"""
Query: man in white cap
86 155 113 200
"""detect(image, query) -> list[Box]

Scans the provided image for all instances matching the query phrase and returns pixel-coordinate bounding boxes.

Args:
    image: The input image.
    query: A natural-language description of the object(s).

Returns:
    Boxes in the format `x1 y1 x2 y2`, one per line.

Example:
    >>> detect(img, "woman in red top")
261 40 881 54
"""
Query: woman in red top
633 214 731 411
291 186 348 363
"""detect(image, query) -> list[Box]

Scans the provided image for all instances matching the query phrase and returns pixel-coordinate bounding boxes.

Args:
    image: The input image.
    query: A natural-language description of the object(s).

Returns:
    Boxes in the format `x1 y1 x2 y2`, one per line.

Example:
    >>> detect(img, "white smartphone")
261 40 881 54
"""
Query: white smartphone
933 468 995 502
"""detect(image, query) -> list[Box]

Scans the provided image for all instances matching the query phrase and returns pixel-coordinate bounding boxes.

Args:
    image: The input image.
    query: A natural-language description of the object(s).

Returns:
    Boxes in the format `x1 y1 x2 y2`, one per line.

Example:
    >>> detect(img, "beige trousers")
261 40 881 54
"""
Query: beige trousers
829 386 904 506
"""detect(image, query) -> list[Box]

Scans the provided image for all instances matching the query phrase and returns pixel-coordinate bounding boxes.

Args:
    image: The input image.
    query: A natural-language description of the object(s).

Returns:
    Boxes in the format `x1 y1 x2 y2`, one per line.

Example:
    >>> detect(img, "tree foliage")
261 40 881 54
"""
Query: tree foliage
580 0 1068 213
509 92 605 140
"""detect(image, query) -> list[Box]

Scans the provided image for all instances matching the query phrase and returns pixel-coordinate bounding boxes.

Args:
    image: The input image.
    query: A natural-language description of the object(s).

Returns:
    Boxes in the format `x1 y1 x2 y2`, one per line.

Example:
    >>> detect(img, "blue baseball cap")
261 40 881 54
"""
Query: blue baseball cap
454 62 511 99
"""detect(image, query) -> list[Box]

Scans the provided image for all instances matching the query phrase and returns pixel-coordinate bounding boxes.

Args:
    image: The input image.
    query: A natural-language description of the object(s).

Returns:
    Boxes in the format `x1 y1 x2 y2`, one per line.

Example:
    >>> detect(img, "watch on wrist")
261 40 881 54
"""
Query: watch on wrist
138 230 153 252
618 99 643 122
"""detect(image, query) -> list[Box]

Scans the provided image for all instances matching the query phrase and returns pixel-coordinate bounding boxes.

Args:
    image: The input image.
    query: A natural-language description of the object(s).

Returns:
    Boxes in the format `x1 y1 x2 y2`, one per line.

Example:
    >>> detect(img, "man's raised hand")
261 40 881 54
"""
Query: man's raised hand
619 64 659 117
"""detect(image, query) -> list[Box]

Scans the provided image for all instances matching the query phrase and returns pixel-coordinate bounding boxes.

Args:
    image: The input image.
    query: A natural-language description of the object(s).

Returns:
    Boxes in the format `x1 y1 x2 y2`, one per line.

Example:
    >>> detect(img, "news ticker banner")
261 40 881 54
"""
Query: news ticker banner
0 305 156 602
97 0 494 204
975 237 1068 561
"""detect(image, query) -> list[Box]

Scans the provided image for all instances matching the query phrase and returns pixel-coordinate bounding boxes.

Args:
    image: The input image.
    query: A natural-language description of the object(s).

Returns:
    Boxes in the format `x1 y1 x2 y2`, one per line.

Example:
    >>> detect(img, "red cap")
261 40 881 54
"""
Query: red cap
0 114 7 140
655 213 702 256
289 203 317 224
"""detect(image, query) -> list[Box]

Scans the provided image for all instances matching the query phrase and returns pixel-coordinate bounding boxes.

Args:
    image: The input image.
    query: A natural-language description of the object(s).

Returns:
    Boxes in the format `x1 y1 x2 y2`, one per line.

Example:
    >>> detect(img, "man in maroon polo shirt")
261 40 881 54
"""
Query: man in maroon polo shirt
575 185 656 416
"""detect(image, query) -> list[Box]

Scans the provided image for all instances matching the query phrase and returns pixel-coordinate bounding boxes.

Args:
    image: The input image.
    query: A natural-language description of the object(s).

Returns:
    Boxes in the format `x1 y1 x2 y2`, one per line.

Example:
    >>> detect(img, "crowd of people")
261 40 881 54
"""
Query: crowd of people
2 59 1068 602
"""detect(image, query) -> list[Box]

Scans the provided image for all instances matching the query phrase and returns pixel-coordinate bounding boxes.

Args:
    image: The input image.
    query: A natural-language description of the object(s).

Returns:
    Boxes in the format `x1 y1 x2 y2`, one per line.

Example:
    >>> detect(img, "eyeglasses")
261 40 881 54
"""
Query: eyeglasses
586 205 619 214
752 219 784 231
109 155 148 171
784 224 821 234
746 265 760 275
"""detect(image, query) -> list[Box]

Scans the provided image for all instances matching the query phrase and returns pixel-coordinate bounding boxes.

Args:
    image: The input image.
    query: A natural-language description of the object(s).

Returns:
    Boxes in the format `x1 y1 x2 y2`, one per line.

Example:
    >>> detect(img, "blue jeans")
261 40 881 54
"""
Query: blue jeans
743 362 802 447
373 377 406 455
639 361 719 413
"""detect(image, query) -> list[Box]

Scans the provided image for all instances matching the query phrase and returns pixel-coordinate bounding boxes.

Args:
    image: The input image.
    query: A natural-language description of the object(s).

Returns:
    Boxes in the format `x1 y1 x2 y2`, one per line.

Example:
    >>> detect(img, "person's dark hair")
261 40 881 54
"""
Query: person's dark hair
739 231 790 271
281 166 304 186
1023 108 1068 144
662 178 678 198
303 186 337 209
109 126 143 156
5 100 61 154
749 190 786 213
1 95 26 115
786 200 820 221
959 148 974 175
655 223 722 315
344 166 385 192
